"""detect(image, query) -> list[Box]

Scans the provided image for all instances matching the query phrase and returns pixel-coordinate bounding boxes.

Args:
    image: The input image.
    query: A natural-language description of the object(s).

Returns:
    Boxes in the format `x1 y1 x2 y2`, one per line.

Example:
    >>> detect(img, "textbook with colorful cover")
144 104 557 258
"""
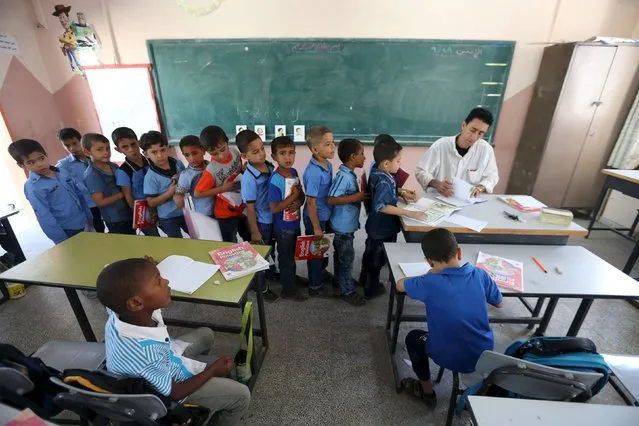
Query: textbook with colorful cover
133 199 158 229
218 172 244 208
283 177 300 222
405 198 459 226
295 234 334 260
499 195 546 213
475 251 524 292
209 242 270 281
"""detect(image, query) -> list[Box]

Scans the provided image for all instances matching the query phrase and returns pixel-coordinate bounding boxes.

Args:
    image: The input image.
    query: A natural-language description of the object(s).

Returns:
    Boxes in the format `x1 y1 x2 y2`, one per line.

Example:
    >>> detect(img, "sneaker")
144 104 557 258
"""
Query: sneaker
343 292 365 306
262 289 279 302
401 378 437 407
308 287 331 298
365 284 387 300
421 389 437 407
281 288 308 301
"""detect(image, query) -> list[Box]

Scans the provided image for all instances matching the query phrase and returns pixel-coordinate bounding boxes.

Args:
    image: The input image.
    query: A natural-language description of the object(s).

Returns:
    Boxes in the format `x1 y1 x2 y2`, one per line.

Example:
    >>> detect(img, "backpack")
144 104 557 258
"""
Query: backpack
505 336 609 396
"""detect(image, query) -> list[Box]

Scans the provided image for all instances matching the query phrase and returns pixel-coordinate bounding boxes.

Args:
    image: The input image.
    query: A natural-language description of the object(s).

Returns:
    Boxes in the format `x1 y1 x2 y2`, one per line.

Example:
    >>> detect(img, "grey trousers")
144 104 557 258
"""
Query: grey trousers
179 328 251 426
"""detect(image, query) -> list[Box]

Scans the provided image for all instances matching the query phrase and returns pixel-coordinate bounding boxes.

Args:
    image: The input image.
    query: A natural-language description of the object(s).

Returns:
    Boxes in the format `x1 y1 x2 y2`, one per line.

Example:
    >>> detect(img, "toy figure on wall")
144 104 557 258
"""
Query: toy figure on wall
53 4 101 75
53 4 82 74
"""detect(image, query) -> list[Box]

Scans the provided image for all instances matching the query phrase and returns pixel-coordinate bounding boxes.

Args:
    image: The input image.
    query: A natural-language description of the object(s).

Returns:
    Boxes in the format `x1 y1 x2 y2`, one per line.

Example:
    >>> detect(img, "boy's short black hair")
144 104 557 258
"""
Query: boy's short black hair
139 131 168 151
372 134 402 164
57 128 81 142
111 127 138 147
421 228 458 263
81 133 110 151
200 125 229 150
96 258 154 313
8 139 46 165
271 136 295 154
179 135 202 150
464 107 494 127
337 138 363 163
235 129 260 154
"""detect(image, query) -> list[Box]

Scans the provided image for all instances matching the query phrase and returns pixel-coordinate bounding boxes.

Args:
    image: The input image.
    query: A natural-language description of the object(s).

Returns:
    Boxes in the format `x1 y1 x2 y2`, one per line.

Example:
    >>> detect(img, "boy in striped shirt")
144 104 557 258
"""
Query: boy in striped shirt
97 258 250 425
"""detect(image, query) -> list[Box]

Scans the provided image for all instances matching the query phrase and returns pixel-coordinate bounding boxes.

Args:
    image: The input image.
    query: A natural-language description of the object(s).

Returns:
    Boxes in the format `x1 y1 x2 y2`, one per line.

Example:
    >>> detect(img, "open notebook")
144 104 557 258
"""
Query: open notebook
157 255 220 294
437 177 487 207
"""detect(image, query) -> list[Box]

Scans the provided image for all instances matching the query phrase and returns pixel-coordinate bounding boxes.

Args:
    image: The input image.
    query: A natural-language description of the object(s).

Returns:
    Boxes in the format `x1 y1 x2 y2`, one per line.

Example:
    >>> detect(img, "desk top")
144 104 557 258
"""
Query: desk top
603 354 639 403
384 243 639 298
602 169 639 184
0 233 271 305
400 193 587 236
0 206 20 221
468 396 639 426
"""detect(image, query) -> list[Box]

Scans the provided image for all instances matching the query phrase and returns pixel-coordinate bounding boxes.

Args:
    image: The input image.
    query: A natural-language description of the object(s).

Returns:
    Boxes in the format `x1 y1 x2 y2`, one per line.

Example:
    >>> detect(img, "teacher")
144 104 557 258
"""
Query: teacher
415 107 499 197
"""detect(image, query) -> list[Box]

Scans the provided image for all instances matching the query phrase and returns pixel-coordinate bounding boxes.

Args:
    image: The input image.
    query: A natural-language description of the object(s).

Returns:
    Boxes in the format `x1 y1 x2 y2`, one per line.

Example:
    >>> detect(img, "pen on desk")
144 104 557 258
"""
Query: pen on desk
532 257 548 273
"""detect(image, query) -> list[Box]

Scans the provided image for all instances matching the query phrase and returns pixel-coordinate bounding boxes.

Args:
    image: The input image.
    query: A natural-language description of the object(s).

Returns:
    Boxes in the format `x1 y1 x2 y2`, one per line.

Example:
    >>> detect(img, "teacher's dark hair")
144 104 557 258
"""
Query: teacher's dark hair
464 107 494 127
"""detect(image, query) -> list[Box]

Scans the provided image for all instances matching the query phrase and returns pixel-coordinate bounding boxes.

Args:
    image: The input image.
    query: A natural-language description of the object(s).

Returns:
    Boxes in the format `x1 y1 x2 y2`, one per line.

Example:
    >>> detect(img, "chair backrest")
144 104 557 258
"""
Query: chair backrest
475 350 603 401
0 367 34 395
31 341 106 372
51 377 167 425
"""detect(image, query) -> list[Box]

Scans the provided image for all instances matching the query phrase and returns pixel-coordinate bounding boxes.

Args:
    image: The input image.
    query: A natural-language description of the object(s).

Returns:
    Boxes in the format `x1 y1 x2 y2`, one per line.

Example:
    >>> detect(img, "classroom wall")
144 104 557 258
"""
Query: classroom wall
2 0 639 196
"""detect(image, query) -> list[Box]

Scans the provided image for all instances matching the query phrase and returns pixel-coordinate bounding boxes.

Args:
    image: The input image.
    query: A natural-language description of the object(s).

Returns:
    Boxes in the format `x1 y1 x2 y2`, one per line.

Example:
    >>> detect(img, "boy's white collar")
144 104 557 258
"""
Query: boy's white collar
109 309 170 342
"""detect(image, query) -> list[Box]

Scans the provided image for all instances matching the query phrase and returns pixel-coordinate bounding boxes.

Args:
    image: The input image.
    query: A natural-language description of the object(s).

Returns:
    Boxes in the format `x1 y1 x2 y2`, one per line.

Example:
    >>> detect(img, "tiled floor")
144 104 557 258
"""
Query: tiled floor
1 218 638 425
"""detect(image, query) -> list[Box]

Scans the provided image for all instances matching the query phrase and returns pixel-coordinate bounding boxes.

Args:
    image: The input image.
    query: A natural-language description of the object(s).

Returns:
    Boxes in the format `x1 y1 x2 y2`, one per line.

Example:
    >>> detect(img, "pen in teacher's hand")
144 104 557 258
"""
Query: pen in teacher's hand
532 257 548 273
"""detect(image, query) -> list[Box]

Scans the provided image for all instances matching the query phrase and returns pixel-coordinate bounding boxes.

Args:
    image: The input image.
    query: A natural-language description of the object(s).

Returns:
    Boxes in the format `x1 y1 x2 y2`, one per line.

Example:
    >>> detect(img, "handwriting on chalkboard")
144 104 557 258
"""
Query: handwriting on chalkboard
430 46 482 59
292 42 343 52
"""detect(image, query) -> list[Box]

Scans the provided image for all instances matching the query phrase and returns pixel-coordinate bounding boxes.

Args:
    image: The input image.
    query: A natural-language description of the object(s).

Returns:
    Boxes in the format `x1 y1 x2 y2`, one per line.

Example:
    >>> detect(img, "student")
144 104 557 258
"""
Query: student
327 138 366 306
112 127 160 237
195 126 249 243
237 130 279 302
303 126 336 297
268 136 307 301
56 127 105 233
174 135 213 216
362 135 425 299
82 133 134 235
140 131 187 238
96 257 250 425
395 229 504 406
8 139 92 244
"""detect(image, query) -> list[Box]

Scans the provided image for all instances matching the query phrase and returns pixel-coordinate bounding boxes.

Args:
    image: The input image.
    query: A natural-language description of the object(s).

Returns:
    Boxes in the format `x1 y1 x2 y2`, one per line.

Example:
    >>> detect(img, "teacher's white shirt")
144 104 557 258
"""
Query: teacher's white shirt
415 136 499 193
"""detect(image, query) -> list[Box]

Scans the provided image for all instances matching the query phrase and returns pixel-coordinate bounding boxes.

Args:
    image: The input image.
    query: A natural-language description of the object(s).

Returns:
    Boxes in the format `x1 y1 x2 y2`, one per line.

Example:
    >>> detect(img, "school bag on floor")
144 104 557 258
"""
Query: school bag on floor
505 336 609 396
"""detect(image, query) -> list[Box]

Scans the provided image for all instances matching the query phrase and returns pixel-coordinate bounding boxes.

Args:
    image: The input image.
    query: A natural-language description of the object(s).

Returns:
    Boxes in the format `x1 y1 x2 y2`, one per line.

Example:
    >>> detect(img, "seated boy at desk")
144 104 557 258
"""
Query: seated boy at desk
97 258 250 425
395 228 503 406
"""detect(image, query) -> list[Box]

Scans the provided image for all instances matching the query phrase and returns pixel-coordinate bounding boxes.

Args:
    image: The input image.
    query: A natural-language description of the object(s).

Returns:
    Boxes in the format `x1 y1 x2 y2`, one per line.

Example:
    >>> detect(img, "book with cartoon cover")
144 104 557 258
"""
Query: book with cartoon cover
283 177 300 221
133 199 158 229
475 251 524 292
209 242 270 281
295 234 334 260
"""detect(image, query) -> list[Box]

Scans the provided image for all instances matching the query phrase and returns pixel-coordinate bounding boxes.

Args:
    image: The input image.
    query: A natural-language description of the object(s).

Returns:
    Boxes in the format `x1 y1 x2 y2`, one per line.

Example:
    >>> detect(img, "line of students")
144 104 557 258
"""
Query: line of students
7 124 429 305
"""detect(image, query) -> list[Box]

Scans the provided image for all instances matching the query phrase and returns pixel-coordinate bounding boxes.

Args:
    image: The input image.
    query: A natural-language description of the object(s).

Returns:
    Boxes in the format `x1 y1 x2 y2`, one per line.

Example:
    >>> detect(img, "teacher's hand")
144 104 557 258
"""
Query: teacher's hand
470 184 485 197
434 179 454 197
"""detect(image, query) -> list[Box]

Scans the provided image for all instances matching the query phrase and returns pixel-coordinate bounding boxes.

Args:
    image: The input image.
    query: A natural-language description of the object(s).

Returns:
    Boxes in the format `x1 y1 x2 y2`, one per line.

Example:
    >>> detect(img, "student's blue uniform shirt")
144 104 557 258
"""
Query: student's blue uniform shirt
24 166 90 244
404 263 503 373
84 162 131 223
55 154 96 208
241 162 274 224
268 168 301 230
104 309 196 397
328 164 360 233
365 167 399 239
177 163 213 215
143 160 186 219
303 157 333 221
116 158 150 201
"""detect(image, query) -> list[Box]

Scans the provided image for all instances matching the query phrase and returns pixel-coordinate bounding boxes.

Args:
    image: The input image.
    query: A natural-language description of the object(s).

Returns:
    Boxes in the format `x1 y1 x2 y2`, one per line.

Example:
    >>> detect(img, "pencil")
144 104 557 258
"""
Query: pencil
532 257 548 273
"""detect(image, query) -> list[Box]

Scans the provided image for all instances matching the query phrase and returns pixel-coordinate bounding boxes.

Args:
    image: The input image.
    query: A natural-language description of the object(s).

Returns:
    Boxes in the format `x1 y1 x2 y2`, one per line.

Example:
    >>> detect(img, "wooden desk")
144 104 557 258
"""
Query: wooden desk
603 354 639 406
400 193 587 245
0 232 272 389
467 396 639 426
384 243 639 390
588 169 639 275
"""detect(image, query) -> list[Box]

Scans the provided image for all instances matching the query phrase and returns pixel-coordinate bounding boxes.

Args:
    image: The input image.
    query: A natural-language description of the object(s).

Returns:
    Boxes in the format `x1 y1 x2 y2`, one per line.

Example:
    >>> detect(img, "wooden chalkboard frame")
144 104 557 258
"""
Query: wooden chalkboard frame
148 38 515 146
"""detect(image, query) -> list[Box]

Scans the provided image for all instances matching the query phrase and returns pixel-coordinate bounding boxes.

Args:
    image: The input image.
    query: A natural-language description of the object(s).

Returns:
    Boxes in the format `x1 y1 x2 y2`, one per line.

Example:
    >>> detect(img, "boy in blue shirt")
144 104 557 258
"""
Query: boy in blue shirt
396 228 504 406
303 125 336 297
141 131 187 238
97 257 250 425
56 127 105 233
268 136 307 301
362 136 424 299
327 138 366 306
112 127 160 237
174 135 213 216
237 130 279 302
8 139 91 244
82 133 133 235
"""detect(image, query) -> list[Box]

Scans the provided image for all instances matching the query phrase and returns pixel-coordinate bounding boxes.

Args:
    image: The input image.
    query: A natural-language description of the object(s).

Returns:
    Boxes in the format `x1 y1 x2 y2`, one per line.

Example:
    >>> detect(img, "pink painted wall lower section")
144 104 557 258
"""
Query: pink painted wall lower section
0 57 66 163
53 76 101 135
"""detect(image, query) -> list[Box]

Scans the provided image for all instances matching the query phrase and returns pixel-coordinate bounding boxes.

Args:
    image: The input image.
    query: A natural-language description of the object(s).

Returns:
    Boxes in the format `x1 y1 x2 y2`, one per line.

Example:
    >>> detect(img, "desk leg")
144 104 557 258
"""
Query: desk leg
390 293 405 354
623 240 639 275
528 297 546 330
566 298 594 337
64 288 97 342
586 184 609 238
0 218 26 264
386 278 396 331
534 297 558 337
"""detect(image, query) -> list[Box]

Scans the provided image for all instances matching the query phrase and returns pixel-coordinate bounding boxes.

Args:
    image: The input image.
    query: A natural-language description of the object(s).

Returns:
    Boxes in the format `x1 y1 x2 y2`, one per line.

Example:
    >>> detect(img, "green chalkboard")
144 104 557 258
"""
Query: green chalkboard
148 39 514 145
